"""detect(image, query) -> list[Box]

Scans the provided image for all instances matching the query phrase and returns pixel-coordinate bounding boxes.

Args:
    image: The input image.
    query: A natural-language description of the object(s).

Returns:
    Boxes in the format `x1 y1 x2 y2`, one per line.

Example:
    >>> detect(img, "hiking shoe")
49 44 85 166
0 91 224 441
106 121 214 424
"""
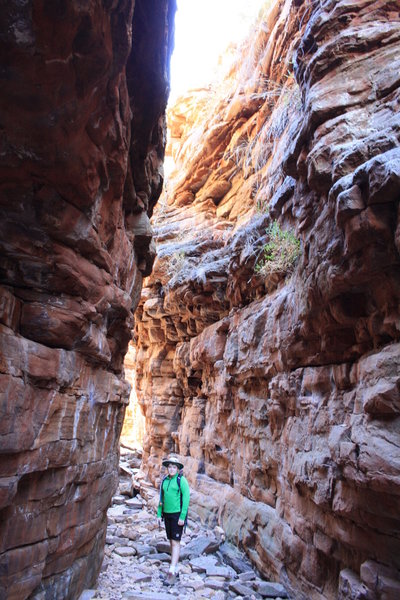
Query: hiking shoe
163 572 176 586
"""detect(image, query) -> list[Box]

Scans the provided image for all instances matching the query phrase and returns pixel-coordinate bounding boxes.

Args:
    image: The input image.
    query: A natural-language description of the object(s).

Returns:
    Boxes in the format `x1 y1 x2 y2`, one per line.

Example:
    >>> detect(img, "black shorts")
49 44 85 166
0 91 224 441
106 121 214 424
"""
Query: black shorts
164 512 183 541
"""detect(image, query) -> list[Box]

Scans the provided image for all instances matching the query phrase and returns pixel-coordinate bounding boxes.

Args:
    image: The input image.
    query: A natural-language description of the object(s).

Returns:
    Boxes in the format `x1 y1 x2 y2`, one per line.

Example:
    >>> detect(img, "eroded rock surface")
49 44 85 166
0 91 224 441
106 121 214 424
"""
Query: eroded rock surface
135 1 400 599
0 1 175 598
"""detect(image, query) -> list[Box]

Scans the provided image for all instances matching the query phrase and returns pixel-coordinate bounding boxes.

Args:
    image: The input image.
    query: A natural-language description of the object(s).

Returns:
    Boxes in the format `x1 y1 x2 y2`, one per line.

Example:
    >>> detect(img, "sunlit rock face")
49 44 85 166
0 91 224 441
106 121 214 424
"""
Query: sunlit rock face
0 0 175 598
121 342 145 448
135 0 400 598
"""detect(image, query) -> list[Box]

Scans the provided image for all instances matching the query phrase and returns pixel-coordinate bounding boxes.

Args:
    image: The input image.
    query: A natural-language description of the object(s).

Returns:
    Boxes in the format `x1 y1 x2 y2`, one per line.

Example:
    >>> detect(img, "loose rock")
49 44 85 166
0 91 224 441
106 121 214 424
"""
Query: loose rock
90 473 290 600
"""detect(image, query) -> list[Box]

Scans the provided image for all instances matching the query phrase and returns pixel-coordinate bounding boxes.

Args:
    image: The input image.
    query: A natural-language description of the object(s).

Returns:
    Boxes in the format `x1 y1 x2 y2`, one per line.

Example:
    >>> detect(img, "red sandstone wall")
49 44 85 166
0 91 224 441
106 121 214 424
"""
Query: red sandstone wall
135 1 400 598
0 1 175 598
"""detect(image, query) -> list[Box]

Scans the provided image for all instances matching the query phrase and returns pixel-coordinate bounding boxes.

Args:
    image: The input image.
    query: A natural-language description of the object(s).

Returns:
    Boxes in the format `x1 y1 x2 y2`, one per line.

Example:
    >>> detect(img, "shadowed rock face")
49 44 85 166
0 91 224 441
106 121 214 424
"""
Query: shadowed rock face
135 0 400 598
0 0 175 598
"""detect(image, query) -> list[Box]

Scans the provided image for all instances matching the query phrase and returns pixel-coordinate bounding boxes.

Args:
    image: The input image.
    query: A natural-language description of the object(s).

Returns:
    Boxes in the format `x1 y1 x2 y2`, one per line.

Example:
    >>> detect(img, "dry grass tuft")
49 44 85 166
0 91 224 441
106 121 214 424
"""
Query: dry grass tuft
255 221 301 276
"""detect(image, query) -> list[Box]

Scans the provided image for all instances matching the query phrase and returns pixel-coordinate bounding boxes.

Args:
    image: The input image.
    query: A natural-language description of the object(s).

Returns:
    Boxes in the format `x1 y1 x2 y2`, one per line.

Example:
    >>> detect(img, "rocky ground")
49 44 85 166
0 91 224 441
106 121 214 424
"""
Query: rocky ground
79 449 290 600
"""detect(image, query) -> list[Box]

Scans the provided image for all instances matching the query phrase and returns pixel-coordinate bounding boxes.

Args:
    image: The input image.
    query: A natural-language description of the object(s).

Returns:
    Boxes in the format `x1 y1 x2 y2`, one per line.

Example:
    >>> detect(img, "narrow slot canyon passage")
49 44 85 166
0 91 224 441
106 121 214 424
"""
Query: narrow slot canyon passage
120 345 145 450
0 1 399 599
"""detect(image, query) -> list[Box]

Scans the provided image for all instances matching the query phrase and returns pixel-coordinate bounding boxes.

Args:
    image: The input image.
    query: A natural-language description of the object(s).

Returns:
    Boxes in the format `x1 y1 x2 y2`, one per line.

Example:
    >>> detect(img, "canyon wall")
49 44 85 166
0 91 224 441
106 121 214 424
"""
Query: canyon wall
0 1 175 598
135 0 400 598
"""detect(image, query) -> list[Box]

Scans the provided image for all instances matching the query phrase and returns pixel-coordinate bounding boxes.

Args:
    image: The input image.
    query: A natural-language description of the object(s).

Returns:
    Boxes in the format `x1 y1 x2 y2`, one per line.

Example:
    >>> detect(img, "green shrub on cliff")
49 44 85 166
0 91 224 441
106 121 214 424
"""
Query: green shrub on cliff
255 221 300 276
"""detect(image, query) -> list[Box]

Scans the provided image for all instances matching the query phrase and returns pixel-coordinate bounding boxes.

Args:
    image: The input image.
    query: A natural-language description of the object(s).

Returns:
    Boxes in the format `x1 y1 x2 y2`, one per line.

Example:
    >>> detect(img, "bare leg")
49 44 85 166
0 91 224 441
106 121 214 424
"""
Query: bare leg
170 540 180 572
167 540 173 573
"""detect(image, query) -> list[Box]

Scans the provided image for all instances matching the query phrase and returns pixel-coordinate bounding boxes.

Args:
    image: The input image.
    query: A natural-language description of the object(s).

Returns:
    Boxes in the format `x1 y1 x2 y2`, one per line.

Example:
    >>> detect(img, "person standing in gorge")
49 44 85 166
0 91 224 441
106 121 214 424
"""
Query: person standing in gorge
157 455 190 585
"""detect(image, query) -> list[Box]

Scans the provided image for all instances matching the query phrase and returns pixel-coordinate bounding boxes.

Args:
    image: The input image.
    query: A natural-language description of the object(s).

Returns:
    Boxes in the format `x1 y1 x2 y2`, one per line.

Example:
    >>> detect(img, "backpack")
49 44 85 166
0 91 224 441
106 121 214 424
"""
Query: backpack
159 471 188 529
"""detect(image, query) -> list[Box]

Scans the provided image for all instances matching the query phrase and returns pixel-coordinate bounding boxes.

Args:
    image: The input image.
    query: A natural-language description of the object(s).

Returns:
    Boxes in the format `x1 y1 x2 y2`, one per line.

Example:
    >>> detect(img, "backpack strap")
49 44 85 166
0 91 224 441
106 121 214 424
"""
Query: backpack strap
159 475 168 519
177 473 182 512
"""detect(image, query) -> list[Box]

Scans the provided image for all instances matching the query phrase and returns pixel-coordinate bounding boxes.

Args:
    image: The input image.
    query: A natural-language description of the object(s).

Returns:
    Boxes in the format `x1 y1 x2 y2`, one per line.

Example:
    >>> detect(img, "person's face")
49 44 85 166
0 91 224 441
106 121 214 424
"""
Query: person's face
167 464 178 476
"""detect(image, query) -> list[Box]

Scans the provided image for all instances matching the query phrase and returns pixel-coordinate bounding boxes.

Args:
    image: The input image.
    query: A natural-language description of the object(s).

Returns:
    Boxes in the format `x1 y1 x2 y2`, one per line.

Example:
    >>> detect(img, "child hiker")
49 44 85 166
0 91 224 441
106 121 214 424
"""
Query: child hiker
157 455 190 585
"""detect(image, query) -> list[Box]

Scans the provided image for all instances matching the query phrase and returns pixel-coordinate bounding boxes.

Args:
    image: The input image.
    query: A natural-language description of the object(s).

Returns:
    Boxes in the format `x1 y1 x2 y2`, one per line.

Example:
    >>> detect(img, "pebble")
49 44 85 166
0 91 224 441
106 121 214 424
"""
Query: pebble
256 581 288 598
114 546 137 557
239 571 257 582
125 497 144 509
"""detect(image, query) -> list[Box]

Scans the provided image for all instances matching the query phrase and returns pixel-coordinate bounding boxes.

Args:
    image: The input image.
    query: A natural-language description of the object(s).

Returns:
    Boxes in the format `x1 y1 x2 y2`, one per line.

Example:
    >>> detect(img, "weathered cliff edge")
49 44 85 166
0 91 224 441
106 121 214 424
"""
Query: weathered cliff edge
0 1 175 598
135 1 400 598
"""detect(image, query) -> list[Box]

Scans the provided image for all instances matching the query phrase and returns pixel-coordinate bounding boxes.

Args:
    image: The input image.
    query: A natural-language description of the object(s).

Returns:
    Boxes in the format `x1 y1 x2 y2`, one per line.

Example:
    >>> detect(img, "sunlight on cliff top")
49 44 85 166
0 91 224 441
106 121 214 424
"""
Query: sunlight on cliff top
165 0 274 179
169 0 267 103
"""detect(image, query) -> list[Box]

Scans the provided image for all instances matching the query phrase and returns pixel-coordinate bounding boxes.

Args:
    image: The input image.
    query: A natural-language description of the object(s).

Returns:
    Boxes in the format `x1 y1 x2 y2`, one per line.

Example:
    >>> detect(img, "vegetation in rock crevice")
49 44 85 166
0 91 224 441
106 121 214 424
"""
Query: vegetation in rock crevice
255 221 301 277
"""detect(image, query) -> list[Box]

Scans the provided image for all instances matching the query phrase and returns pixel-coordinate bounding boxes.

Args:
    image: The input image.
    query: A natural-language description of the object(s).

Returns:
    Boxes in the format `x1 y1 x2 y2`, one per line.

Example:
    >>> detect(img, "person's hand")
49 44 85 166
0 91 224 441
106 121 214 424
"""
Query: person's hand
178 518 184 526
157 518 162 528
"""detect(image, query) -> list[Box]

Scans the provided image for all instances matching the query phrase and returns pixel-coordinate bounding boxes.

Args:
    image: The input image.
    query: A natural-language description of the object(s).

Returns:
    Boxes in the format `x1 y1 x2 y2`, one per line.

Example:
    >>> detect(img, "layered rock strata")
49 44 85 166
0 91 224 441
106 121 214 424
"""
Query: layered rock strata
0 1 175 598
135 1 400 598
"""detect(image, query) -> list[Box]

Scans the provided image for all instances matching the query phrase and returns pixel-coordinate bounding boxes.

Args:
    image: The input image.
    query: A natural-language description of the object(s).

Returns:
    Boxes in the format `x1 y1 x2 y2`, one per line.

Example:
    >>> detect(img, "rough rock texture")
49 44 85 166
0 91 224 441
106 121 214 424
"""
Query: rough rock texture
0 1 175 598
135 1 400 599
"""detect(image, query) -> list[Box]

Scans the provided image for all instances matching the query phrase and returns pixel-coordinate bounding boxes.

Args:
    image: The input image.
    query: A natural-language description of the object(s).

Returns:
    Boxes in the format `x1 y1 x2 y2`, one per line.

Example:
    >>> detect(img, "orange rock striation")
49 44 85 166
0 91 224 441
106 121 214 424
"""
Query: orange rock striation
0 1 176 598
135 1 400 598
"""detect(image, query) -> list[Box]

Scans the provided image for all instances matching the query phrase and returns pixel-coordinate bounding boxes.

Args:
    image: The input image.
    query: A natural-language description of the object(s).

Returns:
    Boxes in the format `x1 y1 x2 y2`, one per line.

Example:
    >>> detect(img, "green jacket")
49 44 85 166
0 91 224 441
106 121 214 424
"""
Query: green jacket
157 473 190 521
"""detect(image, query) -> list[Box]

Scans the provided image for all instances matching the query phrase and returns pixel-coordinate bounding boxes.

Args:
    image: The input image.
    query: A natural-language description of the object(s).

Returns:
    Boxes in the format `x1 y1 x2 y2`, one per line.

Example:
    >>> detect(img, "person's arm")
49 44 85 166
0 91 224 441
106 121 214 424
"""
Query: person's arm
179 476 190 521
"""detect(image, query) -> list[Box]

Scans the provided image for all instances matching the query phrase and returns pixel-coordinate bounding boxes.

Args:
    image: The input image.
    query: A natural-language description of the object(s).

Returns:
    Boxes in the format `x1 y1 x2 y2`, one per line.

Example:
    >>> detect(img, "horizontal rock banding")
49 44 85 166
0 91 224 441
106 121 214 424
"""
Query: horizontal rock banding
135 0 400 598
0 0 176 598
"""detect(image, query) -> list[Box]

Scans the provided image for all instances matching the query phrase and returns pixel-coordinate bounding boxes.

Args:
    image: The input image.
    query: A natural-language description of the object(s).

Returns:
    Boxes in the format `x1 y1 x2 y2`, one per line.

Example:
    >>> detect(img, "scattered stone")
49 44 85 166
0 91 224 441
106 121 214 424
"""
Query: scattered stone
203 577 228 590
114 546 137 557
214 525 226 541
79 591 97 600
95 474 290 600
239 570 257 582
155 541 171 553
123 593 173 600
206 565 235 578
219 542 254 574
179 563 192 575
255 581 288 598
147 552 170 562
229 580 258 596
180 578 205 590
131 543 155 557
113 495 128 505
106 535 122 545
119 526 141 541
118 477 134 497
189 555 218 573
127 572 152 584
125 498 144 509
182 535 220 558
108 505 127 519
201 589 225 599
